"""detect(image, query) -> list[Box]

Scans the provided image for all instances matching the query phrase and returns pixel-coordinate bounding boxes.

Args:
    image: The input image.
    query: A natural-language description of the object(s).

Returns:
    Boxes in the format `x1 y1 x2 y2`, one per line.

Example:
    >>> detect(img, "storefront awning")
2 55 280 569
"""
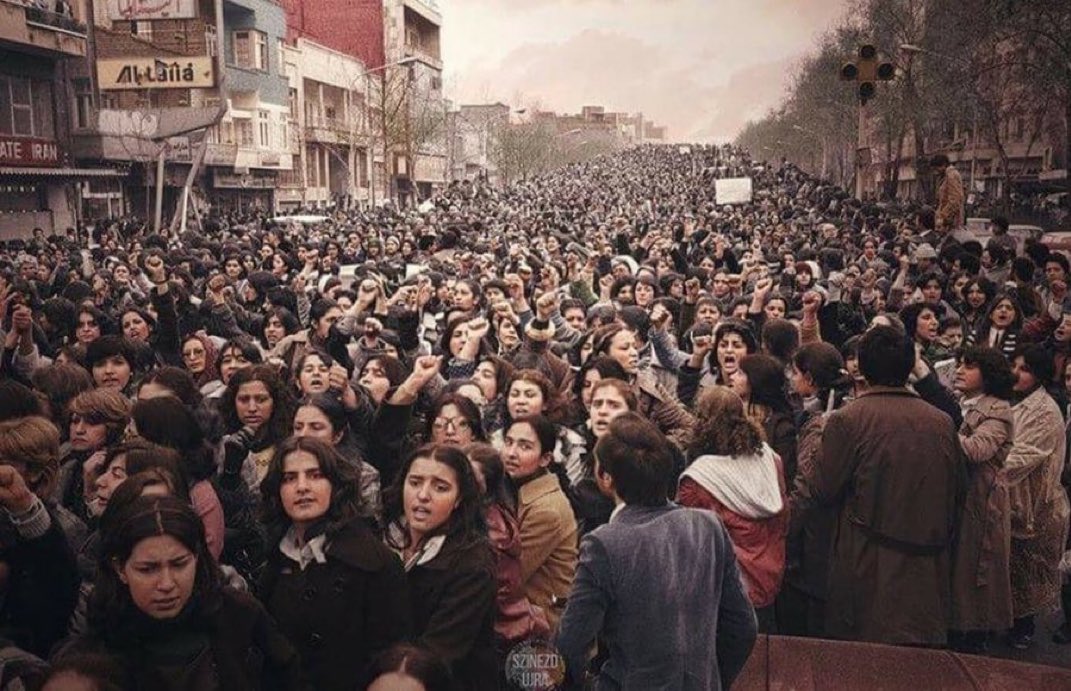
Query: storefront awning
0 167 126 178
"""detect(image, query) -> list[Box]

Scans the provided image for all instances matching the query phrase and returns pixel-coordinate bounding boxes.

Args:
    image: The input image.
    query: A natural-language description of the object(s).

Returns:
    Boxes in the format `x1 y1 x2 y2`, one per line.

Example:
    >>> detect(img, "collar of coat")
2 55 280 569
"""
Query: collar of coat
519 471 562 505
856 385 919 399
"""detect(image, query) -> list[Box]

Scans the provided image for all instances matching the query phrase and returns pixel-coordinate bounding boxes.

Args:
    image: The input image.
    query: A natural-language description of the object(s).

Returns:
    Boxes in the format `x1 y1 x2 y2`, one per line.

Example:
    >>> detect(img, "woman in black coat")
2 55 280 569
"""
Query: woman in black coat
384 445 498 691
258 436 410 690
66 495 302 691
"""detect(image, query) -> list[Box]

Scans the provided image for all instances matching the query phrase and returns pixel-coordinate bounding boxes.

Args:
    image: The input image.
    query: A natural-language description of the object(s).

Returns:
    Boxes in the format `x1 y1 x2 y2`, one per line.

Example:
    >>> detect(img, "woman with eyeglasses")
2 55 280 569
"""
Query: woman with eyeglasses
57 389 132 523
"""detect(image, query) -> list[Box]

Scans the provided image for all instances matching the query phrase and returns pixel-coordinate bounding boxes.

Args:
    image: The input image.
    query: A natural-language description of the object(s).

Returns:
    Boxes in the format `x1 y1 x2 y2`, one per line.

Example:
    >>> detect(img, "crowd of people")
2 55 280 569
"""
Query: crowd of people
0 142 1069 689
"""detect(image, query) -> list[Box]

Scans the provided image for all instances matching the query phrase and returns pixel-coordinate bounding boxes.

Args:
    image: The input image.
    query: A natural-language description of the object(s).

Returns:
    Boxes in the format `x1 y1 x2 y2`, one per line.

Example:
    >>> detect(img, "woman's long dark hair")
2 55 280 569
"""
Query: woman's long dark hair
221 365 296 447
383 444 486 552
89 496 222 642
260 436 364 546
131 397 216 483
738 353 791 414
959 346 1016 400
793 342 852 412
465 442 518 515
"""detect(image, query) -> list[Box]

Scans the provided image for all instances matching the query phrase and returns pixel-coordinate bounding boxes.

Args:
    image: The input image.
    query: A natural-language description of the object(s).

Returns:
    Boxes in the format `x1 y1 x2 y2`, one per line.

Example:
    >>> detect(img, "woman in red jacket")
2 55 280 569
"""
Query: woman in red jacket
677 385 788 631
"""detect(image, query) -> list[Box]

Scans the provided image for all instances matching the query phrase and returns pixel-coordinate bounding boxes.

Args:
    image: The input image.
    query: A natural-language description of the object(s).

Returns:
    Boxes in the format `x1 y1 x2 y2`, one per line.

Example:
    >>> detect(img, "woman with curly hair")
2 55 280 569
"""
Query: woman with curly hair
489 368 587 488
259 436 410 690
218 364 296 492
678 386 787 631
950 345 1016 653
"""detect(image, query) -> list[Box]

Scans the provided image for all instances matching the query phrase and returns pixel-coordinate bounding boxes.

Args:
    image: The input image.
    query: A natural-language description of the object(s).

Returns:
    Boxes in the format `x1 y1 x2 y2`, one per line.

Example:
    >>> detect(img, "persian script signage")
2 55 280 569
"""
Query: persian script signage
0 136 61 167
105 0 197 21
98 57 214 90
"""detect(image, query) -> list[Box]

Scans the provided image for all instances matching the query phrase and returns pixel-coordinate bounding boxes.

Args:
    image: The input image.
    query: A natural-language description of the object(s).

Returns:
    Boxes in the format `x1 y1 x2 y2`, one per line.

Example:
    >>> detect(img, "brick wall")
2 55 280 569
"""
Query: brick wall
280 0 384 69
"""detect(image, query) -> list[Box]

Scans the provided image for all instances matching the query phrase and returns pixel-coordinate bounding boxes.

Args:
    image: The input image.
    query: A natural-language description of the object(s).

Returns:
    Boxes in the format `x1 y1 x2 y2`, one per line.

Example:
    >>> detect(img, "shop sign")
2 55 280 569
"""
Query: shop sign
213 170 275 189
98 57 214 90
106 0 197 21
0 136 60 167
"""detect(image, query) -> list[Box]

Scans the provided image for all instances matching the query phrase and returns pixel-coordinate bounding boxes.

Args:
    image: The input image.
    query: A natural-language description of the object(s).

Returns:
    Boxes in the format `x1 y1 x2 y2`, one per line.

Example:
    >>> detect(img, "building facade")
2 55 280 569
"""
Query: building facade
71 0 294 221
275 36 372 211
0 0 118 239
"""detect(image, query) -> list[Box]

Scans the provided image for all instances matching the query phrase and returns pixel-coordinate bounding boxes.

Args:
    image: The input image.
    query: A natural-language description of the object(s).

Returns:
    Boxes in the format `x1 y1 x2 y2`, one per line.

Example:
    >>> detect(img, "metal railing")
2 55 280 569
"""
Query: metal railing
11 1 88 36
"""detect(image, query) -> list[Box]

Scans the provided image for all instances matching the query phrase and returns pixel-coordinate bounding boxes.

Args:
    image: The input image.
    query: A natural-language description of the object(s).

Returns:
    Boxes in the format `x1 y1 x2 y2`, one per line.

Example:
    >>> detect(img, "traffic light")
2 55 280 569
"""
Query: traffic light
843 44 897 105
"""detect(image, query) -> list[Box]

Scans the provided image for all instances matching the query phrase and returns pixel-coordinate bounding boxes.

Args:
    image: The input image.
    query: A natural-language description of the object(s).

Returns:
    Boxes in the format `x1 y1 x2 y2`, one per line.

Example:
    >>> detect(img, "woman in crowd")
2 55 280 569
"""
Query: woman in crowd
782 342 851 637
590 322 695 448
181 333 221 397
679 386 787 631
292 393 383 521
731 353 798 482
1006 345 1071 648
131 397 226 561
899 302 952 367
58 389 132 522
259 436 409 690
218 364 296 491
967 292 1024 358
0 416 81 658
950 345 1016 653
500 415 578 632
465 442 550 661
85 335 140 393
383 445 498 689
491 368 586 487
66 496 302 689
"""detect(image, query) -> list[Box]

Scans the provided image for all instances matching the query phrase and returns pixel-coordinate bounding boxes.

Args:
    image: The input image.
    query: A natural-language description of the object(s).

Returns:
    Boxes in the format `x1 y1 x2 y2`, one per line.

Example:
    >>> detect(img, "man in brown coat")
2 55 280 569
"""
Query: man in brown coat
811 326 964 646
934 154 965 231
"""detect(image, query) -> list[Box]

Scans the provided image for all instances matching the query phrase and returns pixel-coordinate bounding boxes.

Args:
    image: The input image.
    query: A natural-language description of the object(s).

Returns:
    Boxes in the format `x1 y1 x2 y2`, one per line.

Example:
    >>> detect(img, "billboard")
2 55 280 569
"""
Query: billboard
98 57 214 90
715 177 753 205
105 0 197 21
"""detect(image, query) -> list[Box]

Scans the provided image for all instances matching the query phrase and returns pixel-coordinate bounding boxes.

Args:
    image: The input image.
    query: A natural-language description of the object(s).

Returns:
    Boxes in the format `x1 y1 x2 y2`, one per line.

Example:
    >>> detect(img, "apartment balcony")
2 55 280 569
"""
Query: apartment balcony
206 142 292 170
402 0 440 26
304 115 364 146
0 0 86 57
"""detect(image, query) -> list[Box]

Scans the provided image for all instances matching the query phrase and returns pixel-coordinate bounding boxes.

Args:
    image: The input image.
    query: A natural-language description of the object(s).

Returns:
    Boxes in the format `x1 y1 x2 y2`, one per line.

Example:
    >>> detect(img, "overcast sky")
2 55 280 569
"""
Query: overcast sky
440 0 848 143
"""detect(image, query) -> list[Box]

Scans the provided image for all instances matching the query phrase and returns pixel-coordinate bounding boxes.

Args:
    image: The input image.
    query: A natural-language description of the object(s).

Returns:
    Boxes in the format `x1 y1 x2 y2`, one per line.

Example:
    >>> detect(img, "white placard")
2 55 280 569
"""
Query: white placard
715 177 753 205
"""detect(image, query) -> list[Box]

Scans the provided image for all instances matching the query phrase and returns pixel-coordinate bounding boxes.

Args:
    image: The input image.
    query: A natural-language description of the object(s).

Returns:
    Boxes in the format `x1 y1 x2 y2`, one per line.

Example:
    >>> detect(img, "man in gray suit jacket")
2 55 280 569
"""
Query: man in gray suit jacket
556 413 757 690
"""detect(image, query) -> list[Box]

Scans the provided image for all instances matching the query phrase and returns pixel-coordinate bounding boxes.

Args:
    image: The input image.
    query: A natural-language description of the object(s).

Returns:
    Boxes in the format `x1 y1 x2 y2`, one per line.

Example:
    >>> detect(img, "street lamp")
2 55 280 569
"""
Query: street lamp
360 56 419 207
898 43 980 196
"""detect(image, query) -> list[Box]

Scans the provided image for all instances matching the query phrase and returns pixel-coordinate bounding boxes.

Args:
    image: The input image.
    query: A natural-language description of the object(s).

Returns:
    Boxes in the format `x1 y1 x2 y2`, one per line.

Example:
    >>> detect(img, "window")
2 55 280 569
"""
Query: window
0 78 40 137
233 30 268 70
205 25 218 57
288 88 297 120
405 27 420 51
132 21 154 42
10 79 33 136
72 79 93 130
100 92 120 110
258 110 270 148
278 38 286 74
237 119 254 147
